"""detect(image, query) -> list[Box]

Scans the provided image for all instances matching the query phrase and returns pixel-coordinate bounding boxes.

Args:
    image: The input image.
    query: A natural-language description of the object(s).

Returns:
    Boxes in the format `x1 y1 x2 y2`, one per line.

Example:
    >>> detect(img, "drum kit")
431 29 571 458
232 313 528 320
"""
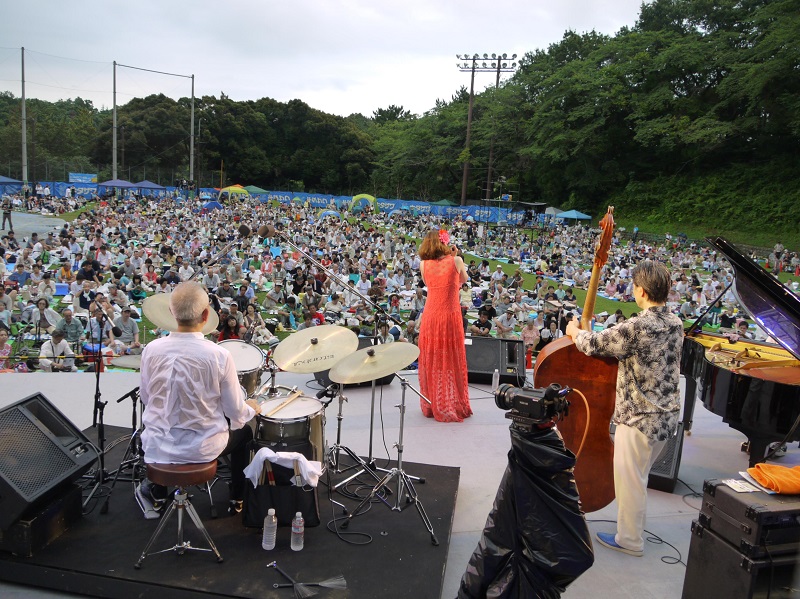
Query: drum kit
142 296 435 542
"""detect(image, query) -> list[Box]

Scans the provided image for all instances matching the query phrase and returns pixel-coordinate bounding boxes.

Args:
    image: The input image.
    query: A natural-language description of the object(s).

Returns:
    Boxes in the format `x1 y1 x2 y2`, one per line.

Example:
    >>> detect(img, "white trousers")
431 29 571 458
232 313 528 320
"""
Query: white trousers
613 424 666 552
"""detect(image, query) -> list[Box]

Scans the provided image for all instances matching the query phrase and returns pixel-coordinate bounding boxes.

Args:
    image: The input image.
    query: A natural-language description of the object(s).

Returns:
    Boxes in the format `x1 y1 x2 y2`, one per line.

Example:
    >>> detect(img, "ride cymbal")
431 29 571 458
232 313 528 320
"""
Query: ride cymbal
328 342 420 385
272 324 358 373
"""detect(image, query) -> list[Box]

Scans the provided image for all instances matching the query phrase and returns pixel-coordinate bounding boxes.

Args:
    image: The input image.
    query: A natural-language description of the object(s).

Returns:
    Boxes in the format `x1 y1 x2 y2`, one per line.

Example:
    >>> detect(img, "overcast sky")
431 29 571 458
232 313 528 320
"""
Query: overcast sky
1 1 645 118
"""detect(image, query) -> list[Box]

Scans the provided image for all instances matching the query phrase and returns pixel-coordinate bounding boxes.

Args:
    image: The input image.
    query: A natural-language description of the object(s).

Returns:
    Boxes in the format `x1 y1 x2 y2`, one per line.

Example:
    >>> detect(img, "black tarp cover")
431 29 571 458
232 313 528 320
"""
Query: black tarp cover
458 426 595 598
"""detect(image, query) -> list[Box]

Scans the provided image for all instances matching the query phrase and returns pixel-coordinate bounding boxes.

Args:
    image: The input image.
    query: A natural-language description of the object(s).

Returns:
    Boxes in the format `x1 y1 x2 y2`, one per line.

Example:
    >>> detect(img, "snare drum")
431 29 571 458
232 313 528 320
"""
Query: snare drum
256 395 326 462
218 340 265 397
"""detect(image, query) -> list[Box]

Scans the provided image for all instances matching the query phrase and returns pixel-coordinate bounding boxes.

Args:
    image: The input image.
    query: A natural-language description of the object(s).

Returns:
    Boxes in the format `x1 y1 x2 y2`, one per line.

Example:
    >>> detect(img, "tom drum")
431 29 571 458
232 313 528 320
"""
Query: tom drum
218 340 265 397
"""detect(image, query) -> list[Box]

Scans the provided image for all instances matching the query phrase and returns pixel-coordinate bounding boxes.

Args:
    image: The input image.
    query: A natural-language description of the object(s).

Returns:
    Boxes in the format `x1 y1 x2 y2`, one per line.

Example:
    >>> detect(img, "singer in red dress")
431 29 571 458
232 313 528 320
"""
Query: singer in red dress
418 230 473 422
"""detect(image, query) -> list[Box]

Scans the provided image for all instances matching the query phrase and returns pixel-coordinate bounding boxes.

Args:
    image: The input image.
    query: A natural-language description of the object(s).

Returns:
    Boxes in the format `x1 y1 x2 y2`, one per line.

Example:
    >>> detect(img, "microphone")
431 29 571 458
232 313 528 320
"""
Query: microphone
316 384 338 400
257 224 274 238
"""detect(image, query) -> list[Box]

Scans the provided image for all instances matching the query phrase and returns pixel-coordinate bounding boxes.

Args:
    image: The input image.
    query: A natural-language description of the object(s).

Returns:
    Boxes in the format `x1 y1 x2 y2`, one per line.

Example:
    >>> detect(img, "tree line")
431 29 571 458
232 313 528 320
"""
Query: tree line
0 0 797 244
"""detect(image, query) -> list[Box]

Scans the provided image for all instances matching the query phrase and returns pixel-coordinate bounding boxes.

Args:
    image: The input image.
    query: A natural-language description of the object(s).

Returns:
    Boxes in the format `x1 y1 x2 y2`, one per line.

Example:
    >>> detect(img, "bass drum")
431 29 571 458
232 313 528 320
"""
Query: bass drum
255 395 325 462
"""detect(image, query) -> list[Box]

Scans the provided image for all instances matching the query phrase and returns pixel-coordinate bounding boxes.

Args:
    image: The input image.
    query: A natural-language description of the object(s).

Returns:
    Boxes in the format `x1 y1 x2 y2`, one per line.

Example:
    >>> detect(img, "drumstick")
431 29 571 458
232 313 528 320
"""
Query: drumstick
265 390 303 417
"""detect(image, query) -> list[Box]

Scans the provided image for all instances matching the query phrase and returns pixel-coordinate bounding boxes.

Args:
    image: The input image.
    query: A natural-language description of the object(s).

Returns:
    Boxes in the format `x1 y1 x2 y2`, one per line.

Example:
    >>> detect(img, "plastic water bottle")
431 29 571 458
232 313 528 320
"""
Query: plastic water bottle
290 512 304 551
262 508 277 550
492 368 500 392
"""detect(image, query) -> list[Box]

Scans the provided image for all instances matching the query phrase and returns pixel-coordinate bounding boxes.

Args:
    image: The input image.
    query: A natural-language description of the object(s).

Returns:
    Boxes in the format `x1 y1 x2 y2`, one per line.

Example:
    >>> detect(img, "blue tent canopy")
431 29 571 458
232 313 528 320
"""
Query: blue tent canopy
134 180 166 190
203 200 223 211
98 178 136 188
318 210 341 220
0 175 22 184
556 209 591 220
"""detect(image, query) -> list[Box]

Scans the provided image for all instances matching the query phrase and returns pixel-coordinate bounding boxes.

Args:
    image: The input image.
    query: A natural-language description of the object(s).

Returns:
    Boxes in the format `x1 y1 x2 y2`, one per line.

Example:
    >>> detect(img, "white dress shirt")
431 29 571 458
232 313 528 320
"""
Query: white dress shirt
140 332 255 464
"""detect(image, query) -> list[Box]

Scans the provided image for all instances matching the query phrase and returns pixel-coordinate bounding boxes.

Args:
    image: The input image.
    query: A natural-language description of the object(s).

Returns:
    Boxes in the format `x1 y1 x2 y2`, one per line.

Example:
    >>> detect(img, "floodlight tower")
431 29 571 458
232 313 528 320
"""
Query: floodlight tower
456 53 517 206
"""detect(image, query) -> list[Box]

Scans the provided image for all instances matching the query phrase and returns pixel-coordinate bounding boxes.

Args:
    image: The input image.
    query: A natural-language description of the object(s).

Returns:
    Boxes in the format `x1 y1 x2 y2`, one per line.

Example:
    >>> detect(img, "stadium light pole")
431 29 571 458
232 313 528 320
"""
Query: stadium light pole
21 47 28 188
456 53 517 206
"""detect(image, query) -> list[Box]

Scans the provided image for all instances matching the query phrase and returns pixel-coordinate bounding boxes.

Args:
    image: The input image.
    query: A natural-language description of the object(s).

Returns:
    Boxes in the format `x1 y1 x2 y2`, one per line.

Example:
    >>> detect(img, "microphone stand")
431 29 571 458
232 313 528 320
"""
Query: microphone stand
100 387 143 514
83 311 110 508
267 227 401 468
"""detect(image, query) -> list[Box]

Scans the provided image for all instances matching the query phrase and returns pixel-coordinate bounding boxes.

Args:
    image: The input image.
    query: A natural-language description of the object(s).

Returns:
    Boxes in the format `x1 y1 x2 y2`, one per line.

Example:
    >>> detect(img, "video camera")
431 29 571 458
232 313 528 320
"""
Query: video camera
494 383 571 431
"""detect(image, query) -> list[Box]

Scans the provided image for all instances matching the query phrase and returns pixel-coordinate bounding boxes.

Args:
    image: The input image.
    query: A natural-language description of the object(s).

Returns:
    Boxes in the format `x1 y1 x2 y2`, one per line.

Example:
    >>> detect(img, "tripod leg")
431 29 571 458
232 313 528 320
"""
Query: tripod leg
331 445 386 490
339 469 398 529
100 432 140 514
400 472 438 546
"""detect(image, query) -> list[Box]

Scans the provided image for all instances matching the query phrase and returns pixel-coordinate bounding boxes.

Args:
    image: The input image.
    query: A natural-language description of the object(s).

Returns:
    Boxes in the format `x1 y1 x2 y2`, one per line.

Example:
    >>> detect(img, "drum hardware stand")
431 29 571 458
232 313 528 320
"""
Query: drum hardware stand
262 358 294 398
327 383 386 492
374 374 427 484
339 375 438 546
100 387 144 514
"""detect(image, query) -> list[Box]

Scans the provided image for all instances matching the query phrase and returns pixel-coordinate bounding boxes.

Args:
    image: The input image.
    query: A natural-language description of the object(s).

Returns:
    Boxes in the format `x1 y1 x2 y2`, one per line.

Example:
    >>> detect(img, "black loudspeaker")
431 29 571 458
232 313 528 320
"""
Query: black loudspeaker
682 520 799 599
465 336 525 385
0 393 96 530
647 422 684 493
314 337 397 388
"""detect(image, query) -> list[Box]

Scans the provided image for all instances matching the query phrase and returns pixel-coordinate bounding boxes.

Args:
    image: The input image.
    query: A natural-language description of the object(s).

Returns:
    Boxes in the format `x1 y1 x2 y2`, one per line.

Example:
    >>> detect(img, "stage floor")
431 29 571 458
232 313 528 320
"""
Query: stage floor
1 368 794 598
0 421 459 599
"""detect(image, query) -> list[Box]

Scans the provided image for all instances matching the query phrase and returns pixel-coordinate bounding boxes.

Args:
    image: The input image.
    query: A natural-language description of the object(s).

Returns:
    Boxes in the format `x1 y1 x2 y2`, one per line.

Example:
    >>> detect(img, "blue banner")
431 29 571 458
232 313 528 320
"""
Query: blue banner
55 182 98 198
68 173 98 183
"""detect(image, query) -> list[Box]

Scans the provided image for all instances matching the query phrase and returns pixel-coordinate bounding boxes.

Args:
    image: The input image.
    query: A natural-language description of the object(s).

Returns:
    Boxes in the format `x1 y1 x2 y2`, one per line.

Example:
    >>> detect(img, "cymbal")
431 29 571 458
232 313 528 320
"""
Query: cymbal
328 342 420 385
142 293 219 336
111 354 142 370
272 325 358 374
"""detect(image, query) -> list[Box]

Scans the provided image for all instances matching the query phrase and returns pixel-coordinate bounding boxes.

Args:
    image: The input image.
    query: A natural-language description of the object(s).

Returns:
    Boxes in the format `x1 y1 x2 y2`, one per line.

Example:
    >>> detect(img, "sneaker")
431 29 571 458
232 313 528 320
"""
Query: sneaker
595 532 643 557
135 482 165 520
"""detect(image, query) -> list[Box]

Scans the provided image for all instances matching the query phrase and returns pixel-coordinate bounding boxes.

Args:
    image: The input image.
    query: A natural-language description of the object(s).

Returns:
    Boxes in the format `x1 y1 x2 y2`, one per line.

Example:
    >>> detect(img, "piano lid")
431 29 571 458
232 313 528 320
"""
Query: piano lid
706 237 800 361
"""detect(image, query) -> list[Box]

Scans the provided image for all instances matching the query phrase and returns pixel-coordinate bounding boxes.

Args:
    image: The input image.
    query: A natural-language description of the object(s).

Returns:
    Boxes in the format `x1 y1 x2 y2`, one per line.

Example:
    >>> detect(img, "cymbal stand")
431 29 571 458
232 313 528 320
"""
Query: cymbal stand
327 383 385 492
339 375 438 546
100 387 144 514
262 358 293 398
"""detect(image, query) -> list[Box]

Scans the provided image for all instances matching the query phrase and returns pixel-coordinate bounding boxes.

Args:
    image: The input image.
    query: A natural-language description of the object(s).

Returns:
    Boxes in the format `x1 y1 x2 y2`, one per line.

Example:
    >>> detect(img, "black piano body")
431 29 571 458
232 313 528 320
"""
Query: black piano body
682 237 800 466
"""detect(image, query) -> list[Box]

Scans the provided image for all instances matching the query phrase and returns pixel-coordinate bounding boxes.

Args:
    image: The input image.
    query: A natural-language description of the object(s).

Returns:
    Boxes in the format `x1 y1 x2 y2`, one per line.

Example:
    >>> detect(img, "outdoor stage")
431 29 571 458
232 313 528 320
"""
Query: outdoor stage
0 366 786 599
0 425 459 599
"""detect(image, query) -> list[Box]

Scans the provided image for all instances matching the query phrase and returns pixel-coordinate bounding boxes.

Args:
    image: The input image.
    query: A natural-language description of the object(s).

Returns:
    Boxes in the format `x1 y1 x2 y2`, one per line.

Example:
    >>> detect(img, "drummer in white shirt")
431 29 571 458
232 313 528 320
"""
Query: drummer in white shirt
136 282 261 517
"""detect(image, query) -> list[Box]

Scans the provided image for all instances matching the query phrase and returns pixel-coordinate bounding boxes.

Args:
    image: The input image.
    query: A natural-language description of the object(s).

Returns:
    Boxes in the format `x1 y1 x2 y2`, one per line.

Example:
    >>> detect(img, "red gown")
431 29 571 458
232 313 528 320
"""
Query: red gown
418 255 472 422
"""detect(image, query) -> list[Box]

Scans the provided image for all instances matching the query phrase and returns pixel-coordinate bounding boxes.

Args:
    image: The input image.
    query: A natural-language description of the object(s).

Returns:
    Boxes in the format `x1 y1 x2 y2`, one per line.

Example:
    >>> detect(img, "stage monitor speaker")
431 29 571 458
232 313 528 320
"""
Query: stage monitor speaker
314 337 398 388
647 421 684 493
0 393 96 530
465 336 525 385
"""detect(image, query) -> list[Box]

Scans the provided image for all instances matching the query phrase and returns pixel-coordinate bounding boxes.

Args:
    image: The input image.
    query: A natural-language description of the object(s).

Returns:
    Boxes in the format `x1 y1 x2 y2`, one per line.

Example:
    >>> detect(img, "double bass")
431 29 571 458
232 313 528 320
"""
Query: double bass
533 207 618 513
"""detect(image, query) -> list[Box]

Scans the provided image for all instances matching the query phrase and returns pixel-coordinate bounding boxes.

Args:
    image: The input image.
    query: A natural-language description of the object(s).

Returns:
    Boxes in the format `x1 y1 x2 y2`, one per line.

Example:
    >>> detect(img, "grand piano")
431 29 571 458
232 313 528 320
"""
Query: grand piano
682 237 800 466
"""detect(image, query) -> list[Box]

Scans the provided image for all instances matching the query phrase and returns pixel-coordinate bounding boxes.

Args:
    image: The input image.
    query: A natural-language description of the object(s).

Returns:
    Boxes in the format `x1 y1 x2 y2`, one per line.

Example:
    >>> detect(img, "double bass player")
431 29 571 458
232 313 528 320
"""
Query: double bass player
566 260 683 557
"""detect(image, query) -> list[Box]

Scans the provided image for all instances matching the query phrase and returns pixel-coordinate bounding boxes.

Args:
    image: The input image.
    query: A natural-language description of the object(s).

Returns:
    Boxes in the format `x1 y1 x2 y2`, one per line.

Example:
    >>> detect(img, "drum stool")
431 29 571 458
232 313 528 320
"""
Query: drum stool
134 461 223 568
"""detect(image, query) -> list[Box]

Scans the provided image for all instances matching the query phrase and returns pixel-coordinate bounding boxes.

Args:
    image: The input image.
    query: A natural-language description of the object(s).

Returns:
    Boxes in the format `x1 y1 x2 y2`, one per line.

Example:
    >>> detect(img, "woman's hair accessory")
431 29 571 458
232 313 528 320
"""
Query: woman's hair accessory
438 229 450 245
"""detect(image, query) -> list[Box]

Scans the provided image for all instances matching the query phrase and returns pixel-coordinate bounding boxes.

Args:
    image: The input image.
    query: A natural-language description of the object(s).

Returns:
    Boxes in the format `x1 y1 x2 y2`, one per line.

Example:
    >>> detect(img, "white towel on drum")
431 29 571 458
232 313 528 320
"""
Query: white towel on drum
244 447 323 488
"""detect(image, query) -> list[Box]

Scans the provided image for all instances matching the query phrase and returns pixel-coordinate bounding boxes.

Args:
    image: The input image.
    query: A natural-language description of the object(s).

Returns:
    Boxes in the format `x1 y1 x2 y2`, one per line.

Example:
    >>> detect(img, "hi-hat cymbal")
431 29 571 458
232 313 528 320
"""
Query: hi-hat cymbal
142 293 219 336
328 342 420 385
272 325 358 373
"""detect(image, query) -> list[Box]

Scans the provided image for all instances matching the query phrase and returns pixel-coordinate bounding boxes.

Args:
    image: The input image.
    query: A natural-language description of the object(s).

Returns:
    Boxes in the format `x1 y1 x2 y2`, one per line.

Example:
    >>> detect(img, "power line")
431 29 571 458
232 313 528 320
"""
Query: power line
0 46 110 65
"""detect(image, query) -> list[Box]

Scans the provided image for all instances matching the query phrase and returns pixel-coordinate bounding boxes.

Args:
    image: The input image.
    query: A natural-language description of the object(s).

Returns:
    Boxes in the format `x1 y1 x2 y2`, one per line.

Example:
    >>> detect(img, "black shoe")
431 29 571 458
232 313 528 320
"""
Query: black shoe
228 500 243 516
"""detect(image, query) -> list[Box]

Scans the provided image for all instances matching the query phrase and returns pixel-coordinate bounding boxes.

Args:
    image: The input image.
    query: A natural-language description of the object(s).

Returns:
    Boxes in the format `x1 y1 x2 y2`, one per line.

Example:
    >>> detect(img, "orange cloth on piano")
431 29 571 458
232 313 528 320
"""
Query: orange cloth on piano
746 463 800 494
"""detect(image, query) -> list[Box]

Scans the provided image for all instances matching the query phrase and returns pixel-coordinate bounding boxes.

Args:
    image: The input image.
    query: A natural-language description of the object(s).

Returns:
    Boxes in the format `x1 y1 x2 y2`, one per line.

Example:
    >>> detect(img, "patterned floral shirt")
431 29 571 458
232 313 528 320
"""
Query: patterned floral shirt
574 305 683 441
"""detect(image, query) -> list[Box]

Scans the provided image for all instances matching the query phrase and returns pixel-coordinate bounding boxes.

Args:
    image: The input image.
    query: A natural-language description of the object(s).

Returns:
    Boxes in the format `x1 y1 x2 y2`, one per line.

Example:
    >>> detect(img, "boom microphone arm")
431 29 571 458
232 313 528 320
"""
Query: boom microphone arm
259 224 398 325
